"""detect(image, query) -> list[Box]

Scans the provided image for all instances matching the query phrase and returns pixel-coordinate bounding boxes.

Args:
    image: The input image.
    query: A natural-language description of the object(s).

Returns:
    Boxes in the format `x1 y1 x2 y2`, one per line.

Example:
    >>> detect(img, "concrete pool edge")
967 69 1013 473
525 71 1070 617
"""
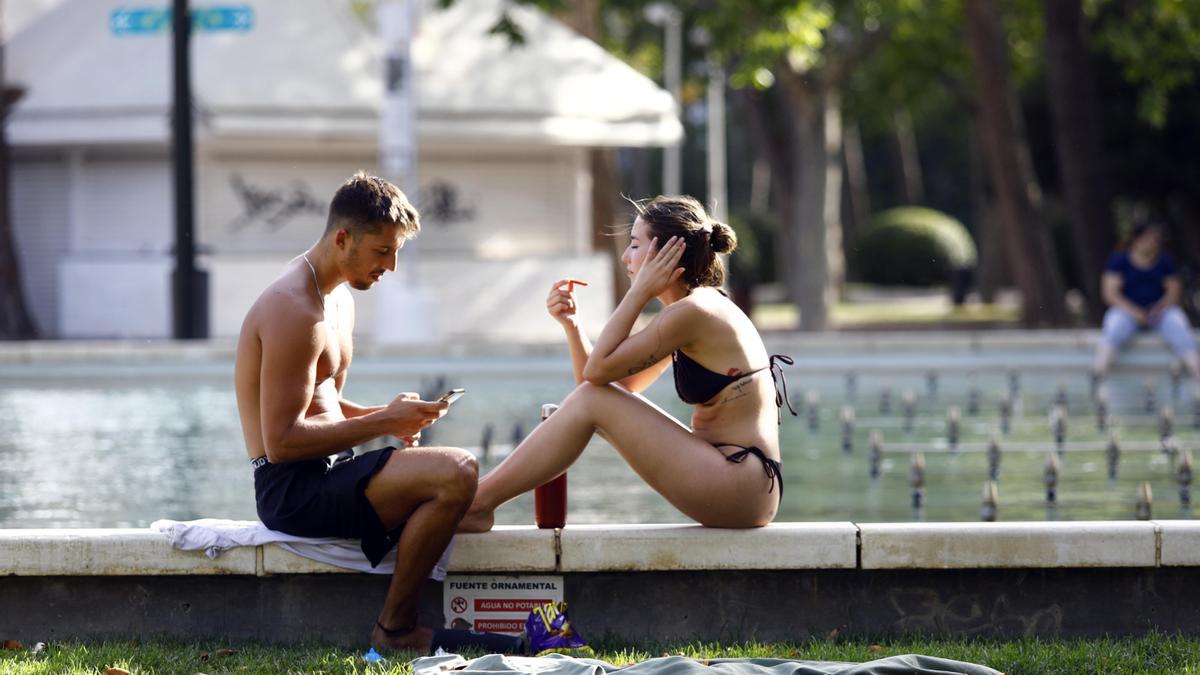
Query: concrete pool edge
7 520 1200 575
4 522 1200 643
4 329 1199 362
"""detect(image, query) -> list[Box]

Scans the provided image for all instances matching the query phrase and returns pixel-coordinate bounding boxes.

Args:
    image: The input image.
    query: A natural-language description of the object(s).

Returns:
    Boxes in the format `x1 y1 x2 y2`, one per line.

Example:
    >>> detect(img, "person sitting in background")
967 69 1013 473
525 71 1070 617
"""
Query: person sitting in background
1093 221 1200 387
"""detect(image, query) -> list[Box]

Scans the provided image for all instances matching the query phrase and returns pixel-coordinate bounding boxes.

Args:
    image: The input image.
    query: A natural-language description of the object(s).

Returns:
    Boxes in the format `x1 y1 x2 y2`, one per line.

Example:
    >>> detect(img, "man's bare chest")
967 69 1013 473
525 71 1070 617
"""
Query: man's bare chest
315 328 353 382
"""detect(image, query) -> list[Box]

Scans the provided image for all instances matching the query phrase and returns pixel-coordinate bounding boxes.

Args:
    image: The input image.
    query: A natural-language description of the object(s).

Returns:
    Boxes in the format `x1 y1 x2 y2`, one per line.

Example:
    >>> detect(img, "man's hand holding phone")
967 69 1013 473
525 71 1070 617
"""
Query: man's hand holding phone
385 392 448 446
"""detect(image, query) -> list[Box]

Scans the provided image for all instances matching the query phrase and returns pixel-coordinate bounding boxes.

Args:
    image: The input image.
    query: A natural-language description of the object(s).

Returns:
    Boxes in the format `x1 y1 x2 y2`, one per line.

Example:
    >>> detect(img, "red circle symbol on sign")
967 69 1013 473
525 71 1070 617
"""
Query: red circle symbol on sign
451 596 468 614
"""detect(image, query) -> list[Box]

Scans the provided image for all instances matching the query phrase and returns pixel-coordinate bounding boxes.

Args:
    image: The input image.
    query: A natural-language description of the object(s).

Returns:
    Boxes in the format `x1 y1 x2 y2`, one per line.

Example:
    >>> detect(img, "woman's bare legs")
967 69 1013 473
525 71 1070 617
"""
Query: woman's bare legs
458 382 777 532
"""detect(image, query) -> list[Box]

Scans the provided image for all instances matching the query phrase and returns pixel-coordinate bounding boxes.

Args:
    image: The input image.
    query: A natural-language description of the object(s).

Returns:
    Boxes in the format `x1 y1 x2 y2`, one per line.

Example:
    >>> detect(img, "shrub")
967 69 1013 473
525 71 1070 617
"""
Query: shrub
853 207 977 287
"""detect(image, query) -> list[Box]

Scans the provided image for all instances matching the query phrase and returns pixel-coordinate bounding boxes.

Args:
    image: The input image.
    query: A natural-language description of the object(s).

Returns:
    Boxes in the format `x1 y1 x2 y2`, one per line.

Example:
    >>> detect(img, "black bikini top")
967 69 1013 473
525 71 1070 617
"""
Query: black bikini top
672 350 798 421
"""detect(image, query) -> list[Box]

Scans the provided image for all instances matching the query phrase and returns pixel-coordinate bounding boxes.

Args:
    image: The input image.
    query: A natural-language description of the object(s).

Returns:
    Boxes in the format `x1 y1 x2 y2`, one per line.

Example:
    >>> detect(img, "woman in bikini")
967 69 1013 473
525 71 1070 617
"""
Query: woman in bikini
458 195 794 532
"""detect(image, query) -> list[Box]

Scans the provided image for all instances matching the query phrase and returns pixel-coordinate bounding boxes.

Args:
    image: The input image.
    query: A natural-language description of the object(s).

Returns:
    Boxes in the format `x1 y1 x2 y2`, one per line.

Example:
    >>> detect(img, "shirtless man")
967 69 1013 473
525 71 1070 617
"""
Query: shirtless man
234 172 477 653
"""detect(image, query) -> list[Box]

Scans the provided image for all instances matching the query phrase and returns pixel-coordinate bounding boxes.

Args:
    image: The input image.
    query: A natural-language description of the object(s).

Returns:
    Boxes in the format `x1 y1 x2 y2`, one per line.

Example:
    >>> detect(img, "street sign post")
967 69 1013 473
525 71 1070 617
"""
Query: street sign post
109 4 253 337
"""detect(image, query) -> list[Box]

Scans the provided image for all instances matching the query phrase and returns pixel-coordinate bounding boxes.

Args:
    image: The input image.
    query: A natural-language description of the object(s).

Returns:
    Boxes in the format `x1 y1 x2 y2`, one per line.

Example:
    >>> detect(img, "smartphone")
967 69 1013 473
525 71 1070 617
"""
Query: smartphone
437 388 466 405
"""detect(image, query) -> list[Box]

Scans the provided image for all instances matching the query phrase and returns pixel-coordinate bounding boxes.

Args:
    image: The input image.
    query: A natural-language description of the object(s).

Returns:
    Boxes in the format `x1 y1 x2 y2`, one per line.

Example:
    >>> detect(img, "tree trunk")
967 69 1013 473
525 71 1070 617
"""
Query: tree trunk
823 90 846 303
0 26 38 339
966 0 1068 327
590 148 629 303
893 107 925 205
556 1 627 304
842 120 869 252
971 126 1005 304
739 86 794 290
779 70 843 330
749 157 771 213
1043 0 1113 323
1166 193 1200 323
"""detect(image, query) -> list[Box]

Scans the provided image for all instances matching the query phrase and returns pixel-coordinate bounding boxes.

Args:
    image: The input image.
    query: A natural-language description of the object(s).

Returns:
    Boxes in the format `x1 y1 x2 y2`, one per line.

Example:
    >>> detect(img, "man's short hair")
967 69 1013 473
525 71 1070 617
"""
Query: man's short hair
326 171 420 240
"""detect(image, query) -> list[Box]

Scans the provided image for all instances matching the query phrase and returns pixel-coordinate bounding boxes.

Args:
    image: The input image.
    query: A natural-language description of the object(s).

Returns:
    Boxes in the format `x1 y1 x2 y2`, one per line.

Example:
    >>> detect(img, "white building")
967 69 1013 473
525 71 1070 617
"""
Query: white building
7 0 680 341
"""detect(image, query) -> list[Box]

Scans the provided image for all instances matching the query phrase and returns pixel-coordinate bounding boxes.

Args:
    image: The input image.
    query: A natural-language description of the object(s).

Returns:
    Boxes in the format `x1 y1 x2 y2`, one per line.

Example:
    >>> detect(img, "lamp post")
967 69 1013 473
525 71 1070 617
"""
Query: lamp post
377 0 436 343
379 0 418 198
706 52 727 222
689 26 726 222
171 0 207 339
644 3 681 195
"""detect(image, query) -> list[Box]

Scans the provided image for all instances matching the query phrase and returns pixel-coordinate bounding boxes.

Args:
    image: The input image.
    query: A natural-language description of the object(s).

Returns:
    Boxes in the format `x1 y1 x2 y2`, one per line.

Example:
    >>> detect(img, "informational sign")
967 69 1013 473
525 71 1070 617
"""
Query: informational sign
111 5 254 36
444 575 564 635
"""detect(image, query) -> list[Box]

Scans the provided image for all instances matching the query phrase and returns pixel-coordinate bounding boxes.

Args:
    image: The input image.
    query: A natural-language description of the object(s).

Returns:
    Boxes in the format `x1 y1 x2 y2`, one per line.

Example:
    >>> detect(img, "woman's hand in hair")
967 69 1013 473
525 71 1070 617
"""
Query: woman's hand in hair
630 236 686 301
547 279 579 327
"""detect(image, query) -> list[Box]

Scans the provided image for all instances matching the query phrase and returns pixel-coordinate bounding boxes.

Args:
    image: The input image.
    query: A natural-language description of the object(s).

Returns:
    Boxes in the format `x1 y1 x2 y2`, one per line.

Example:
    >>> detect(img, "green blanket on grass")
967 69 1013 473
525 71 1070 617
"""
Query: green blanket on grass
413 653 1002 675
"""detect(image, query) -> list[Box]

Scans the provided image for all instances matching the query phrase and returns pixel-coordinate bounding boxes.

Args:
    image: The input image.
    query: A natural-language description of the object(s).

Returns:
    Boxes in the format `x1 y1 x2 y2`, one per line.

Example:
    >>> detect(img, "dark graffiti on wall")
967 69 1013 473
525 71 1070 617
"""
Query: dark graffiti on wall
228 174 325 233
228 174 477 233
419 179 476 226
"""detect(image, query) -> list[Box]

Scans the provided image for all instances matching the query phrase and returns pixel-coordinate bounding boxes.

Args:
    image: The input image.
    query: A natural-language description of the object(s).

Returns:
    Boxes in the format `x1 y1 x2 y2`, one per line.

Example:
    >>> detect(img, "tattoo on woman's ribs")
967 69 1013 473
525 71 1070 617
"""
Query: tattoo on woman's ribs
720 379 752 404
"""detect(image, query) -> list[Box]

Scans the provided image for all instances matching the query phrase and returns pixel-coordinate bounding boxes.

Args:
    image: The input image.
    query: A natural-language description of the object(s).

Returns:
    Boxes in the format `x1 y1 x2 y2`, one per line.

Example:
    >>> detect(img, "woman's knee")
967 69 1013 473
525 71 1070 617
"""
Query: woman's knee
1101 307 1137 347
1160 306 1191 328
1158 307 1197 353
564 381 622 407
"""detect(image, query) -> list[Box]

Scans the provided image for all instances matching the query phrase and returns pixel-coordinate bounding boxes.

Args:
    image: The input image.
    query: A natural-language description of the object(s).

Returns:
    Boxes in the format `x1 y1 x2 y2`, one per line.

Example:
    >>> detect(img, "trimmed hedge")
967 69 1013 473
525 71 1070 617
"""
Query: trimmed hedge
854 207 977 286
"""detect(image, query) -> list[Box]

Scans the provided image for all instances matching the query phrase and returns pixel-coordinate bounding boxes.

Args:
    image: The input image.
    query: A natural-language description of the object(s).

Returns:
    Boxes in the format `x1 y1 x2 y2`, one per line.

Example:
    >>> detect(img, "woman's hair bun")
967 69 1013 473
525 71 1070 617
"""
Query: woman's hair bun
708 221 738 254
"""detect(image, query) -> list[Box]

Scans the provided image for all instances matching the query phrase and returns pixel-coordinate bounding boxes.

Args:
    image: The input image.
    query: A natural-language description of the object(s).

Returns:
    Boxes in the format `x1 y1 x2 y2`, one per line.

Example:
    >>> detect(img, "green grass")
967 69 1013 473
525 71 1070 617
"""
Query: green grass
4 634 1200 674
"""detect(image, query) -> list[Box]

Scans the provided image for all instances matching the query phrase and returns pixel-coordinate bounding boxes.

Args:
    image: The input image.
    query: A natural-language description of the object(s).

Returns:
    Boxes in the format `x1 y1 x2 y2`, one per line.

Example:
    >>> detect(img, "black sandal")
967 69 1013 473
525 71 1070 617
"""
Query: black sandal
375 621 416 638
430 628 526 655
375 622 526 655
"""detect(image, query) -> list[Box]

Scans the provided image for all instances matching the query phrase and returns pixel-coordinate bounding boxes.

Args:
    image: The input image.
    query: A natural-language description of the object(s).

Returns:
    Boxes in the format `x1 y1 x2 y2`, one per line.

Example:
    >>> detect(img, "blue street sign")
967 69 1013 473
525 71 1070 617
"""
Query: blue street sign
111 7 169 35
192 6 254 32
111 5 254 36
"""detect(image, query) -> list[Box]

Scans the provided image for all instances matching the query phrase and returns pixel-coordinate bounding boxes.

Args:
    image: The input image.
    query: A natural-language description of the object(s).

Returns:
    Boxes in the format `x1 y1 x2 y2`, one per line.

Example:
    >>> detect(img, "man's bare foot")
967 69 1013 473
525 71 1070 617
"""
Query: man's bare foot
456 507 495 533
371 622 433 654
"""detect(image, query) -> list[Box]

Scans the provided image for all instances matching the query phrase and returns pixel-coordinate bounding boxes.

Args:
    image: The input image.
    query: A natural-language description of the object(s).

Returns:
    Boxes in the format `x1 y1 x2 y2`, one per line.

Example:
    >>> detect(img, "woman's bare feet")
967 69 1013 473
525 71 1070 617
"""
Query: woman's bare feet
456 506 495 533
371 622 433 654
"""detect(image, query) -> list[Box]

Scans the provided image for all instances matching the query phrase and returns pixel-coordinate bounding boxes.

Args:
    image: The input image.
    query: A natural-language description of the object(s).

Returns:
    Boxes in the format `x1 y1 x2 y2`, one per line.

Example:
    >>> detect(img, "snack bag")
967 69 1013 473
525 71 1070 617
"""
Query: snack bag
525 601 589 655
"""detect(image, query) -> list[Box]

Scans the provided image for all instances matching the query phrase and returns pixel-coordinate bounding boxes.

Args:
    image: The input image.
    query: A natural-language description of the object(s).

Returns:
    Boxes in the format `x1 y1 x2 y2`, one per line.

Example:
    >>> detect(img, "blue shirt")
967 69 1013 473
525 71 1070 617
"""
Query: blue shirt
1106 252 1176 309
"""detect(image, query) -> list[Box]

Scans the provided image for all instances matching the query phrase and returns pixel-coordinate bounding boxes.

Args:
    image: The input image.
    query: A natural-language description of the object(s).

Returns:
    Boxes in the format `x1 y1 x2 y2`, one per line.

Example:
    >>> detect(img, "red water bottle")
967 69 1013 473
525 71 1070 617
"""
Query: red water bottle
534 403 567 529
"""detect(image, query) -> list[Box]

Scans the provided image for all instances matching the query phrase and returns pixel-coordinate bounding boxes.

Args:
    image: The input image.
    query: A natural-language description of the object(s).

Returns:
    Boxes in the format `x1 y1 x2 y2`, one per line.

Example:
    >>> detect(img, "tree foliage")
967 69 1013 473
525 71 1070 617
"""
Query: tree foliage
1087 0 1200 127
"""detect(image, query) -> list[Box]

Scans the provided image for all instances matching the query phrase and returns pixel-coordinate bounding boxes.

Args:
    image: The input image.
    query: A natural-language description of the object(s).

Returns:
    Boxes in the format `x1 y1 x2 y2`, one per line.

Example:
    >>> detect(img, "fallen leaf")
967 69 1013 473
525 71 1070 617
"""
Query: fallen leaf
824 627 840 641
102 668 132 675
2 640 22 651
867 645 882 652
214 648 238 658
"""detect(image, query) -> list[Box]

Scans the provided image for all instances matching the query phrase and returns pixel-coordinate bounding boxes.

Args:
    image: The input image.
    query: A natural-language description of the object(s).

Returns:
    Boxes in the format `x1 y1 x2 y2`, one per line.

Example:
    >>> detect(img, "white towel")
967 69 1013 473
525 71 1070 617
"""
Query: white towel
150 518 453 579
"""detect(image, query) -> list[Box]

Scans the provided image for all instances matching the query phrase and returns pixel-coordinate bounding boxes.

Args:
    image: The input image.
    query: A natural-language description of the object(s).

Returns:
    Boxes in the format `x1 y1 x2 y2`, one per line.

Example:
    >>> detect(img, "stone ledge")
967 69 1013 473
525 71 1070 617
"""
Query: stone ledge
559 523 858 572
1155 520 1200 566
1 522 1185 577
259 526 557 574
446 526 558 572
858 521 1158 569
6 330 1198 364
0 529 257 576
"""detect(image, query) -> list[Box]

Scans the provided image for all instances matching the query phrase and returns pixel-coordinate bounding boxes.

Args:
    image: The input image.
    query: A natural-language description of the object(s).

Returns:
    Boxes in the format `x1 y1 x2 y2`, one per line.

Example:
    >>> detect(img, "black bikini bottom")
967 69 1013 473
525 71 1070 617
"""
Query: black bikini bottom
714 444 783 497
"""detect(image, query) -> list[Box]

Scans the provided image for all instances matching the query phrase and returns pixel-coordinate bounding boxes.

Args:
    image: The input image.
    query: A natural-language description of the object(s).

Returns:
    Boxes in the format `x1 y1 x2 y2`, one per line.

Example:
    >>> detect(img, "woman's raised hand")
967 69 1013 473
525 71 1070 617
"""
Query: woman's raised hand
630 236 685 300
547 279 580 327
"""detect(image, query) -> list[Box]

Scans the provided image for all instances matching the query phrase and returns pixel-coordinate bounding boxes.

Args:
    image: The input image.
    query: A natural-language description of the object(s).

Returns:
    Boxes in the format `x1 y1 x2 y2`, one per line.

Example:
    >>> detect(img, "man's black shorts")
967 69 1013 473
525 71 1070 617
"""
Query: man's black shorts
255 447 398 567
